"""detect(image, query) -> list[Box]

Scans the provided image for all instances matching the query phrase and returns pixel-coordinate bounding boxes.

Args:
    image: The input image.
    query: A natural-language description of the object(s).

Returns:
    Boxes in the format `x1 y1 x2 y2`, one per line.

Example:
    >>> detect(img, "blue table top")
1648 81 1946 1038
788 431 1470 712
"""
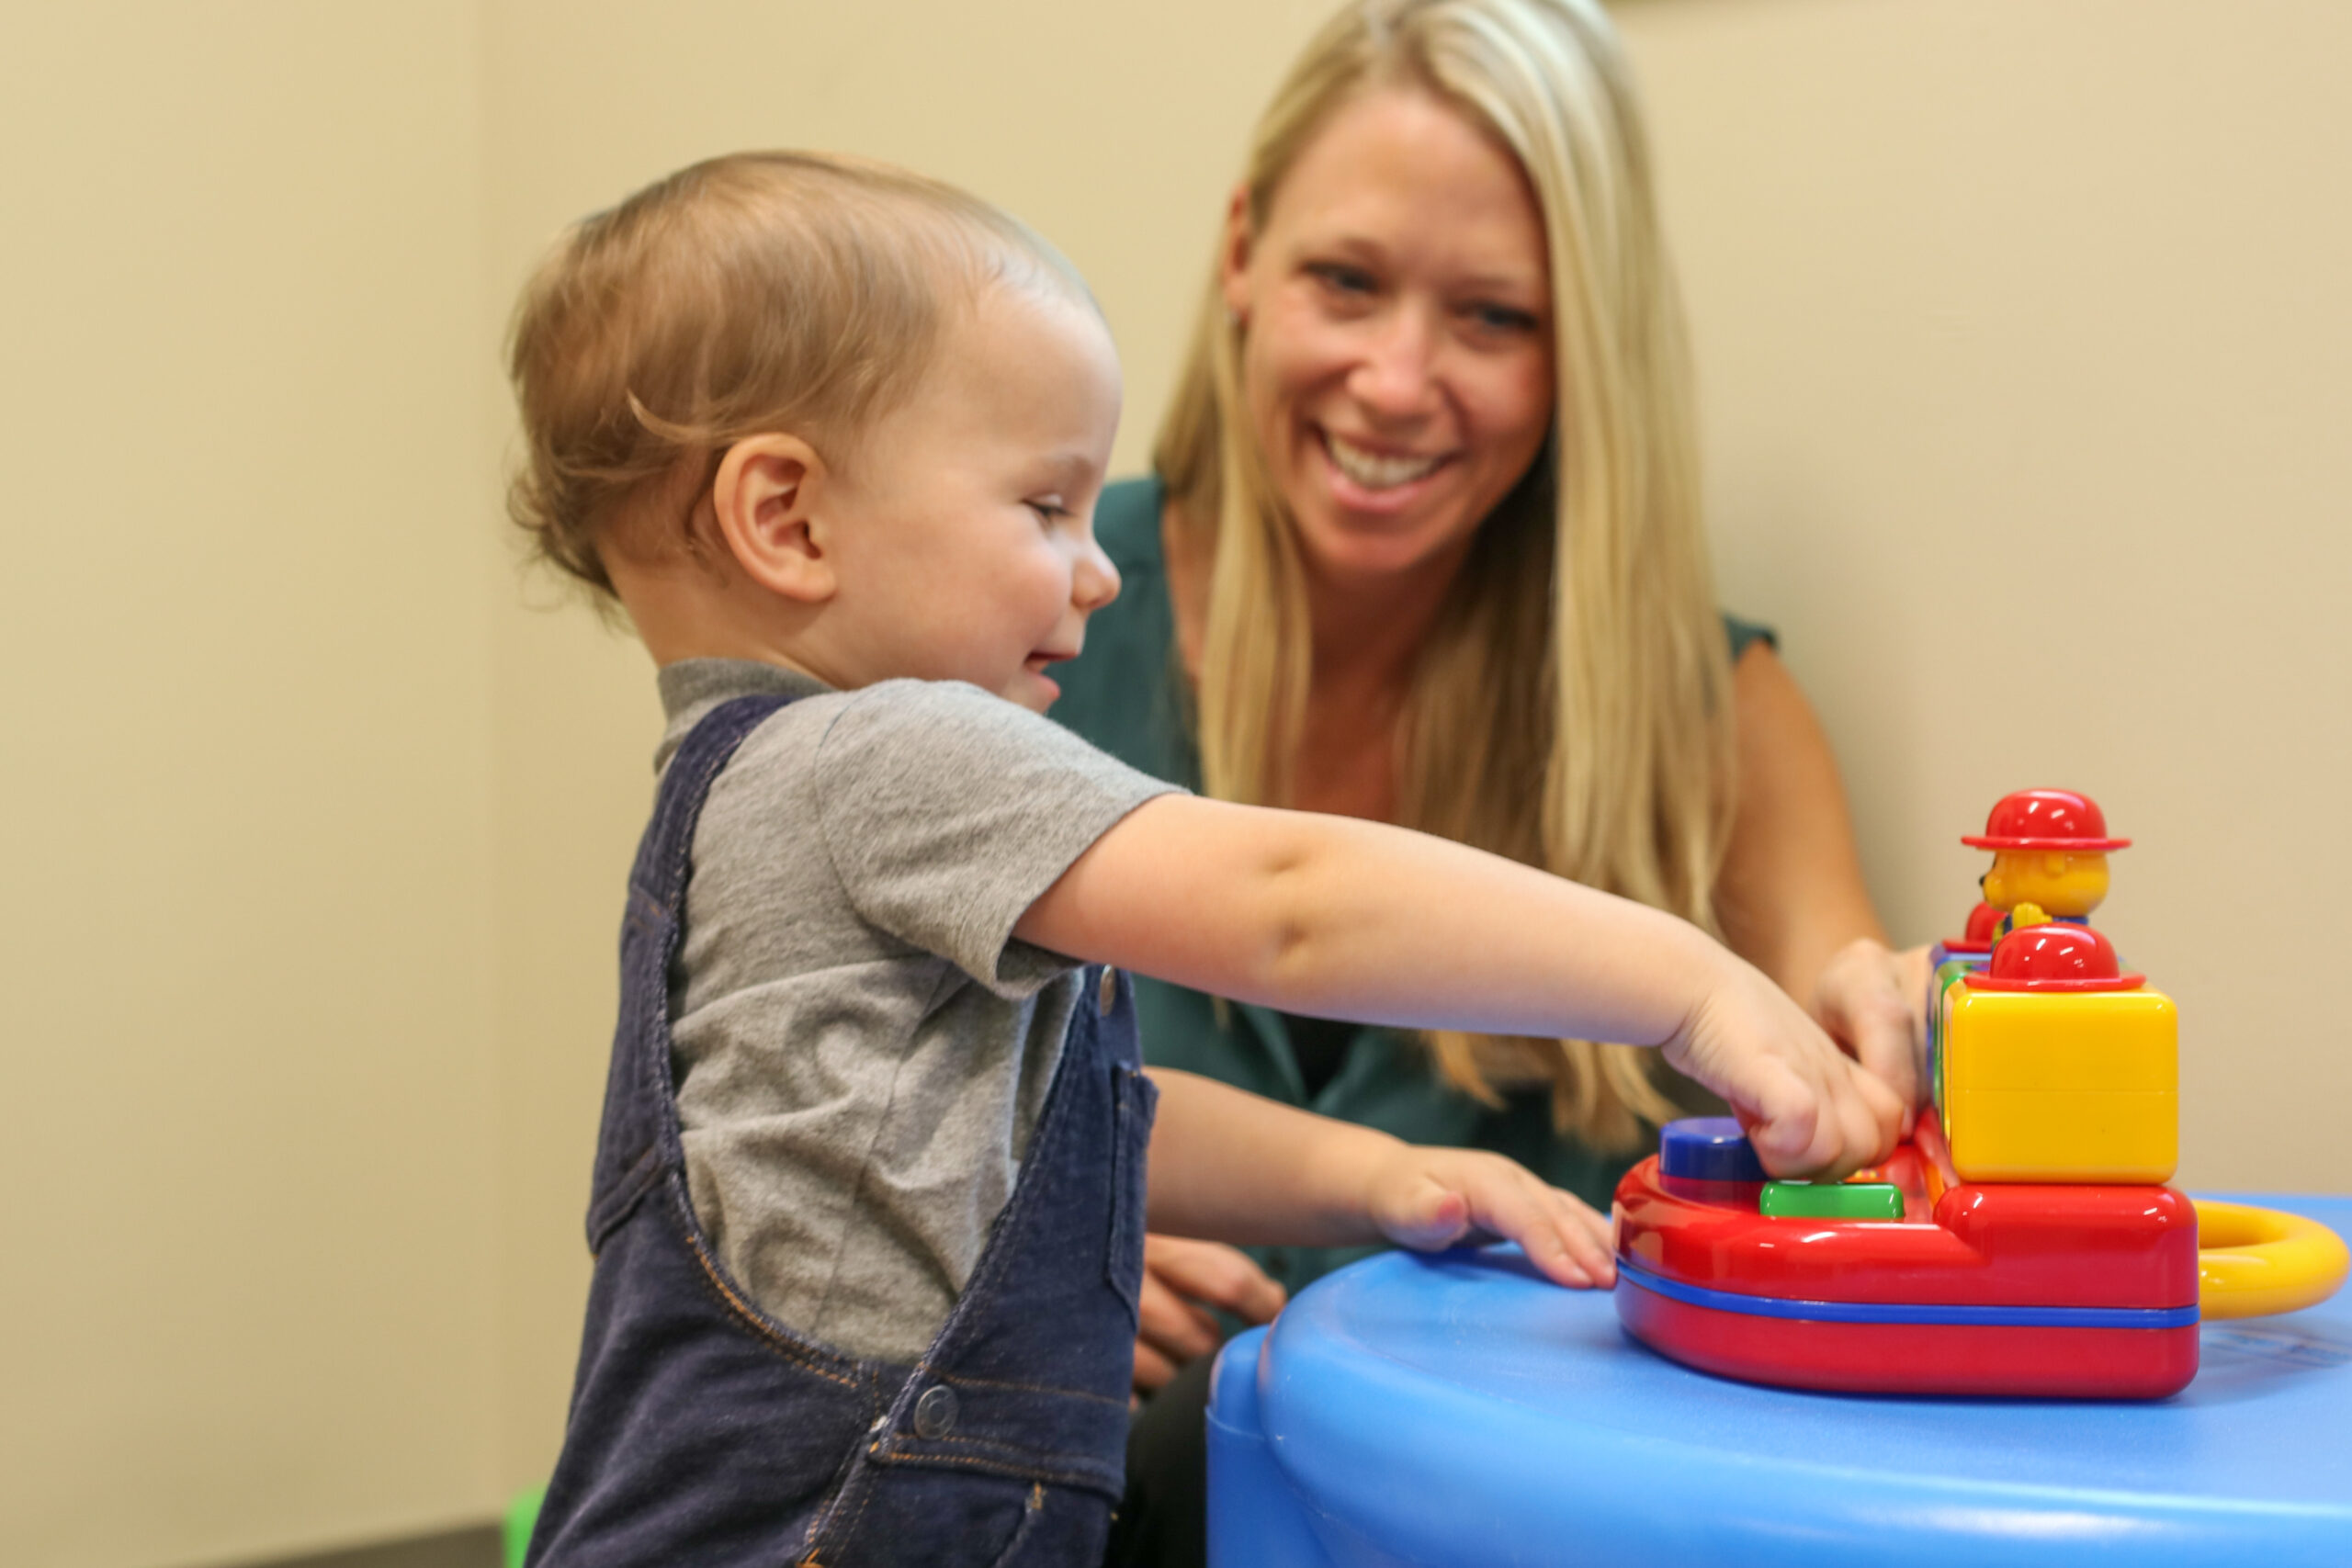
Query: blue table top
1244 1192 2352 1568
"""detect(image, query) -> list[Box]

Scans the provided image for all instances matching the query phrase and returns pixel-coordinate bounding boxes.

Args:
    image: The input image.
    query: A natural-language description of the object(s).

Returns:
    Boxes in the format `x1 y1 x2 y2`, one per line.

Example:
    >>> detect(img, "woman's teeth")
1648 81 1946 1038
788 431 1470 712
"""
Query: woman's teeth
1325 433 1443 491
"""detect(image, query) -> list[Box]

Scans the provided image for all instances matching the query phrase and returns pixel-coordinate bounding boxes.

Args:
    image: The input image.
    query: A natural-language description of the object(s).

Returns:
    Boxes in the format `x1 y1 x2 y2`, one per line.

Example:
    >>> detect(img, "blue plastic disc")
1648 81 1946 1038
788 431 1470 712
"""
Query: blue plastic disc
1658 1116 1767 1183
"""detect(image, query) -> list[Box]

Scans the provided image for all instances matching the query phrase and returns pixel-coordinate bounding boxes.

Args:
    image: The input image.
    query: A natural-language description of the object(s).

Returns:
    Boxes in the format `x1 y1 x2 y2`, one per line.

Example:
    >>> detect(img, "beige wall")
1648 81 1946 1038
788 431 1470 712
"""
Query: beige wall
1615 0 2352 1198
6 2 2346 1564
0 6 503 1567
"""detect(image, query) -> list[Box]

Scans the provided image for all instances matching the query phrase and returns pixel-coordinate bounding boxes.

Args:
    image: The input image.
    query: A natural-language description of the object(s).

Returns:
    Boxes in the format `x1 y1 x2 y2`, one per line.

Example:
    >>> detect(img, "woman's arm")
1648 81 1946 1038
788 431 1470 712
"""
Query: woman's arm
1015 793 1902 1178
1713 644 1929 1108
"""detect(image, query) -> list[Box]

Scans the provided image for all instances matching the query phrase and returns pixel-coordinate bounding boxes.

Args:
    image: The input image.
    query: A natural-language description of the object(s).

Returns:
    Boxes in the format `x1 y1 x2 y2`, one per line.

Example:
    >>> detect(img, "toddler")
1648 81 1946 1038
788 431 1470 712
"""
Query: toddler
508 152 1900 1568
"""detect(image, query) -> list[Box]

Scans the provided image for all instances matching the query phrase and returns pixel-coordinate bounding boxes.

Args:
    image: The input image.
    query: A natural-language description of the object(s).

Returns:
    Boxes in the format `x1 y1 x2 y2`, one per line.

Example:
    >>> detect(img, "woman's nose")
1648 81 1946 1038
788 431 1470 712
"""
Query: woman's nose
1347 304 1442 421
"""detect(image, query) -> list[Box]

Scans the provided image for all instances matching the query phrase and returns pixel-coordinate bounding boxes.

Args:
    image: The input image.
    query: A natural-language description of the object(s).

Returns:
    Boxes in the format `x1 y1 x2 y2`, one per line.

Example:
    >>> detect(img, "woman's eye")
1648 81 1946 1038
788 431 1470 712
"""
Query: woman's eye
1467 301 1541 334
1307 263 1377 299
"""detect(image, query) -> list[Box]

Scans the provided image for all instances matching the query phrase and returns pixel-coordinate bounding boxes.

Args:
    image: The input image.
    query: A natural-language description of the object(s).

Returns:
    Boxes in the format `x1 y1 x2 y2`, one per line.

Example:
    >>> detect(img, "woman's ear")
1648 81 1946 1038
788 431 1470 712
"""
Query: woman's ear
1218 183 1255 325
710 434 836 604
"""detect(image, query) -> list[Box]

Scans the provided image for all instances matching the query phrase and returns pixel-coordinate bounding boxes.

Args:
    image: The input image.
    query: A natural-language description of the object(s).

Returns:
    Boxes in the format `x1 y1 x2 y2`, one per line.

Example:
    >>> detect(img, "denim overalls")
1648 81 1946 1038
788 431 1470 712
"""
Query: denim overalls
528 694 1158 1566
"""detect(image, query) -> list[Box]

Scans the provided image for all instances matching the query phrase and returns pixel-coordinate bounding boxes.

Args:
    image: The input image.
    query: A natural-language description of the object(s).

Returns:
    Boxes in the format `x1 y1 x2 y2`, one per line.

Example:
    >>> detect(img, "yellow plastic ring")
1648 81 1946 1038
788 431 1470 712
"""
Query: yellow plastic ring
2195 1199 2350 1321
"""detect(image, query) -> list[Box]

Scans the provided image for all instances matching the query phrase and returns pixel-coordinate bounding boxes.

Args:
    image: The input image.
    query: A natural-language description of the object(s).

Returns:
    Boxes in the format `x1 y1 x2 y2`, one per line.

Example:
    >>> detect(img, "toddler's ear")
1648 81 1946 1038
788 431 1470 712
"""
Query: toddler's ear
712 434 834 604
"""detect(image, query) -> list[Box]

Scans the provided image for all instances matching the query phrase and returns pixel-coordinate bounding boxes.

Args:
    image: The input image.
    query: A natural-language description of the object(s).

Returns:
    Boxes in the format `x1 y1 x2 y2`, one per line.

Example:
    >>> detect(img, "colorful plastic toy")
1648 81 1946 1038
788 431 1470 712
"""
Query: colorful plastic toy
1965 786 2126 936
1617 1111 2202 1396
1939 898 2004 958
1942 921 2177 1183
1923 901 2001 1115
1614 789 2347 1398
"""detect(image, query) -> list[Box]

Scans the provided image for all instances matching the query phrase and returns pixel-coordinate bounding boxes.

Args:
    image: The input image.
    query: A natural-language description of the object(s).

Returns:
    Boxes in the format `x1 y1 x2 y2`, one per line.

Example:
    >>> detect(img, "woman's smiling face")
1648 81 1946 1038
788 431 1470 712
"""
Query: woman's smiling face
1222 86 1555 589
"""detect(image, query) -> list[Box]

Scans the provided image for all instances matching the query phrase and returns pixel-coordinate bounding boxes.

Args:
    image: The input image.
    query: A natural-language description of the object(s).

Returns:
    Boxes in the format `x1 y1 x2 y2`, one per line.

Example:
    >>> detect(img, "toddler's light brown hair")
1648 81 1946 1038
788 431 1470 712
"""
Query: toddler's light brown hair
507 150 1091 598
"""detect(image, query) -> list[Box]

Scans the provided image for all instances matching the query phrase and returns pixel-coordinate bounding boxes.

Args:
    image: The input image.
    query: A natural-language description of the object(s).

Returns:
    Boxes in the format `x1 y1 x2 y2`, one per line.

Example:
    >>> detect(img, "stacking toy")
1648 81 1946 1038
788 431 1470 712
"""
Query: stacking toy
1613 790 2348 1397
1965 785 2126 937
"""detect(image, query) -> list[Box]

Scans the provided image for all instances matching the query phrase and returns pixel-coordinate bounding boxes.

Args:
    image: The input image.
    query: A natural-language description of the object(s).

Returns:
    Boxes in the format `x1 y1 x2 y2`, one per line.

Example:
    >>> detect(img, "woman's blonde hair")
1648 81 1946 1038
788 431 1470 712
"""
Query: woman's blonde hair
507 150 1088 598
1157 0 1734 1148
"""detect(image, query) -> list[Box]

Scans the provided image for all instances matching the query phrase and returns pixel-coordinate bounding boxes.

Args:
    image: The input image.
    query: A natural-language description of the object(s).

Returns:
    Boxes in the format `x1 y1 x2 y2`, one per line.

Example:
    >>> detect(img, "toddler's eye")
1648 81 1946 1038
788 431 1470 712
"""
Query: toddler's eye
1027 500 1069 525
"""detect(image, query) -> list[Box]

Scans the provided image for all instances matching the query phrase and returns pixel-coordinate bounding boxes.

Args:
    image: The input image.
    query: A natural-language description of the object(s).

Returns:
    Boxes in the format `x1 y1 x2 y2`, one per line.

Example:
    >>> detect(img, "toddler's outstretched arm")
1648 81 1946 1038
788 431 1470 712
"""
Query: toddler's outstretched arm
1016 795 1903 1192
1144 1066 1621 1287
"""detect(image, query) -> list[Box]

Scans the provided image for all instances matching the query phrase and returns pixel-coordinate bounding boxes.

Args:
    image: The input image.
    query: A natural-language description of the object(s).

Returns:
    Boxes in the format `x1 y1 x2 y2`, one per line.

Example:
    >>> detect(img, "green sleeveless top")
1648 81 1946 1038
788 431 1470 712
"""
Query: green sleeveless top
1051 475 1771 1293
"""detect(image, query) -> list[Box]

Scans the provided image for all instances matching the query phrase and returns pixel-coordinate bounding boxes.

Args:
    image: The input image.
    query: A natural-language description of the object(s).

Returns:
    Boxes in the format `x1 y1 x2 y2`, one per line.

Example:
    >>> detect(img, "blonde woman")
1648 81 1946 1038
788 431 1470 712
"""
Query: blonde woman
1062 0 1926 1559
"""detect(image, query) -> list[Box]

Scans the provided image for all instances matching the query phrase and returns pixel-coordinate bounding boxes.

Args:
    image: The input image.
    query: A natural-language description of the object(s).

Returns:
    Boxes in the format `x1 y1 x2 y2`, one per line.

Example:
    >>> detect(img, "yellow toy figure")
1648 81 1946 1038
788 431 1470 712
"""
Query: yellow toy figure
1963 787 2130 937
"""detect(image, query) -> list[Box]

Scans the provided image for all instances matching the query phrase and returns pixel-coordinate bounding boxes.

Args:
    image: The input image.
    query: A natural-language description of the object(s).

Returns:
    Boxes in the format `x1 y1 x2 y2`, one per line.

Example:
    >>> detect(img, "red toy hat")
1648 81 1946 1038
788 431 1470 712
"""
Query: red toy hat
1968 922 2144 993
1962 788 2131 852
1943 900 2005 955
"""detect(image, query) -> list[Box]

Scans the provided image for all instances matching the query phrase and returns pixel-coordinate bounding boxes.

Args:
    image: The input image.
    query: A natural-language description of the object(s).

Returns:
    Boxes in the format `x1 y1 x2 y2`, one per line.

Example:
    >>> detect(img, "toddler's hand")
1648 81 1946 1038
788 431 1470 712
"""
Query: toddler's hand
1365 1145 1616 1289
1665 951 1905 1179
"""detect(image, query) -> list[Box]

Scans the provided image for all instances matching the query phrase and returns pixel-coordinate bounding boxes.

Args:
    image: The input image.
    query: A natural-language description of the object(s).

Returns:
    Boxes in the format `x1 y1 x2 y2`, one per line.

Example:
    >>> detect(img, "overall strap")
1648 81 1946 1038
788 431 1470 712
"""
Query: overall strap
818 971 1152 1517
585 694 797 1251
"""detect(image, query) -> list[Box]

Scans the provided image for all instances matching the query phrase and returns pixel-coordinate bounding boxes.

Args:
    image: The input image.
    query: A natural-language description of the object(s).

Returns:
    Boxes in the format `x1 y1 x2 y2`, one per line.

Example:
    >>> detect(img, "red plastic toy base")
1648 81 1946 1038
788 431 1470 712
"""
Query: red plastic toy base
1613 1111 2203 1398
1616 1280 2200 1398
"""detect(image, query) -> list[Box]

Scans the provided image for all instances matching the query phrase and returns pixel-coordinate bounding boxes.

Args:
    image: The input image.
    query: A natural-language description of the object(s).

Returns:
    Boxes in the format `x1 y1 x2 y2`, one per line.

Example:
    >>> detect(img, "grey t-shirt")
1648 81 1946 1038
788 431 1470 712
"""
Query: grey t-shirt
654 660 1179 1366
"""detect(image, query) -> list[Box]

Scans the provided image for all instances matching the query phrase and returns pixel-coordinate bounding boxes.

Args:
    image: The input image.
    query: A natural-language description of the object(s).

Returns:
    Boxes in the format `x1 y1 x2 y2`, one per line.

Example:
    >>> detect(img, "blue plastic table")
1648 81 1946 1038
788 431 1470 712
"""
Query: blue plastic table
1206 1193 2352 1567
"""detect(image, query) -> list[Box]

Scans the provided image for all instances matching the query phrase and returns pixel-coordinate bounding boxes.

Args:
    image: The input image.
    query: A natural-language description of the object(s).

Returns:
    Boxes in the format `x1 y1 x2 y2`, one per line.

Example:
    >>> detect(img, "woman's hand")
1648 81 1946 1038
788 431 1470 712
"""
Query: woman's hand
1713 647 1928 1117
1665 948 1906 1179
1133 1235 1287 1394
1812 937 1931 1115
1364 1145 1617 1289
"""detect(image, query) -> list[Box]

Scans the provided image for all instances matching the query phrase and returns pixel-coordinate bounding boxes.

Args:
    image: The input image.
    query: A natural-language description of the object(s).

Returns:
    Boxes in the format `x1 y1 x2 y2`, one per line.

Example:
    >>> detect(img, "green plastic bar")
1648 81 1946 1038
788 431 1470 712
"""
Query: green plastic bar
1759 1180 1906 1220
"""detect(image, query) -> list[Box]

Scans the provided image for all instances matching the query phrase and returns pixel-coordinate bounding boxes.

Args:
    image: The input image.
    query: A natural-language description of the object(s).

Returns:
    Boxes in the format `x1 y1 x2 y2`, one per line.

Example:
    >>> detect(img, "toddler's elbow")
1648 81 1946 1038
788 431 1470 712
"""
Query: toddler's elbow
1239 839 1334 1003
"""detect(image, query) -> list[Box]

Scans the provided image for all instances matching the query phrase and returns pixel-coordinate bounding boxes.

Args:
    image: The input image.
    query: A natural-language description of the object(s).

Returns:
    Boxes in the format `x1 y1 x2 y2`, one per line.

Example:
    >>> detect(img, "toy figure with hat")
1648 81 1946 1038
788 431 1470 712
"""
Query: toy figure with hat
1939 789 2155 1174
1964 786 2130 938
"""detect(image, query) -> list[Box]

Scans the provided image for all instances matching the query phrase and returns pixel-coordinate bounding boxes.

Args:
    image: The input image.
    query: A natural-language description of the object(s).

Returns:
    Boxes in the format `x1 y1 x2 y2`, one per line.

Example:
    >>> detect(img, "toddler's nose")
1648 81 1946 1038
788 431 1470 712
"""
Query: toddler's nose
1073 537 1120 612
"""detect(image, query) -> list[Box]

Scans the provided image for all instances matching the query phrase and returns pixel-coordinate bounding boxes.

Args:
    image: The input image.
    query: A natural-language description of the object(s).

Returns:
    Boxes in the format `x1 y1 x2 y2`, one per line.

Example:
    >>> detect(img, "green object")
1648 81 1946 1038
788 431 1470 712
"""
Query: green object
1933 957 1976 1115
503 1484 546 1568
1761 1180 1906 1220
1047 476 1781 1297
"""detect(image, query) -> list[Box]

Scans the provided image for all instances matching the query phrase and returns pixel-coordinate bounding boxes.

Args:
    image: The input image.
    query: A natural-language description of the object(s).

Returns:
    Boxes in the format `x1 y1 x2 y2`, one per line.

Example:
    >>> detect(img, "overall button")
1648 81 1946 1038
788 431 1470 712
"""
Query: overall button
1098 966 1120 1015
913 1383 958 1439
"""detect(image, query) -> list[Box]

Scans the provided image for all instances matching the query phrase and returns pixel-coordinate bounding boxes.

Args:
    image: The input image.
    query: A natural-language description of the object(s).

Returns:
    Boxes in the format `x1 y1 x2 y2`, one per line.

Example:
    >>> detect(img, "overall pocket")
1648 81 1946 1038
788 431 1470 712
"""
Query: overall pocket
1105 1061 1159 1323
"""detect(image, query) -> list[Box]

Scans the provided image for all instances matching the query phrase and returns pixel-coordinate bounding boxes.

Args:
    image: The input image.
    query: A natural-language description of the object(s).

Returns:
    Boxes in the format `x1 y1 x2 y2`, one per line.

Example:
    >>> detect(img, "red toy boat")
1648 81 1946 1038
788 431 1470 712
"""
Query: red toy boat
1611 1111 2201 1398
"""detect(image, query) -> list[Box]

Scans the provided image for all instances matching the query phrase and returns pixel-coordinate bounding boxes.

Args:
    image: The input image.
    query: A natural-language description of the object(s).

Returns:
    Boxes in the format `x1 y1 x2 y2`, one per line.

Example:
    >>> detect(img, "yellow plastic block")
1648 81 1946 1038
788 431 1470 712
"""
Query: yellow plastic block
1942 984 2177 1182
